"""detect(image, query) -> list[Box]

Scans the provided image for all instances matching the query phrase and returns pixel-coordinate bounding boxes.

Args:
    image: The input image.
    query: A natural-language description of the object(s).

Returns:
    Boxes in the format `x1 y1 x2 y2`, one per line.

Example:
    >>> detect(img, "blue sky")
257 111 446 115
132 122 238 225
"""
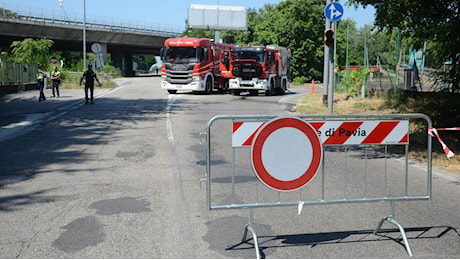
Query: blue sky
1 0 375 32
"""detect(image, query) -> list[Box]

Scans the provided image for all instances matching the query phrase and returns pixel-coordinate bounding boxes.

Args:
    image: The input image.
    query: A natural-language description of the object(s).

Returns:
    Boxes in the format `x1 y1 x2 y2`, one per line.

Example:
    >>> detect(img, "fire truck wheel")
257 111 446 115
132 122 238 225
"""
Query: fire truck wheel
167 90 177 94
205 78 213 94
276 80 287 95
265 80 276 96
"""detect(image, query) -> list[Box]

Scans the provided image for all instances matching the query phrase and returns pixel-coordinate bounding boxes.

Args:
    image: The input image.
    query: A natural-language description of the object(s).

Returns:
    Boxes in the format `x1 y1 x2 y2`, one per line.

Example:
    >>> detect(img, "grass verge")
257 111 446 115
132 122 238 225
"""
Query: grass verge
294 87 460 175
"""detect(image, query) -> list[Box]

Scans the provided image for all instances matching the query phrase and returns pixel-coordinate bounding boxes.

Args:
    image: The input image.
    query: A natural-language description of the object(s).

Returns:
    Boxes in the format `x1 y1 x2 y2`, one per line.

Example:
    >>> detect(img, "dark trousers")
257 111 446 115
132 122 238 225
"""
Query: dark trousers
38 82 46 101
52 81 60 97
85 84 94 102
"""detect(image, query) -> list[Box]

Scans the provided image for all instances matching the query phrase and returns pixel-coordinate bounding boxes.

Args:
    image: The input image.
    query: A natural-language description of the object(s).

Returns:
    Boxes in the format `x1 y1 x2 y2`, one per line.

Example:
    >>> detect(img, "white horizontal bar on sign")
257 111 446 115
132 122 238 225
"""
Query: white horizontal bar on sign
232 120 409 147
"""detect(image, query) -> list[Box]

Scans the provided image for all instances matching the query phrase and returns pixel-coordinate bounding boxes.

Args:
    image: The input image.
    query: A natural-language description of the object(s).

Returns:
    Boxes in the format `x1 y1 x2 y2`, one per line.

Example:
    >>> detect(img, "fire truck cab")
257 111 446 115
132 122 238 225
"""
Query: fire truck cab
160 37 234 94
228 45 291 96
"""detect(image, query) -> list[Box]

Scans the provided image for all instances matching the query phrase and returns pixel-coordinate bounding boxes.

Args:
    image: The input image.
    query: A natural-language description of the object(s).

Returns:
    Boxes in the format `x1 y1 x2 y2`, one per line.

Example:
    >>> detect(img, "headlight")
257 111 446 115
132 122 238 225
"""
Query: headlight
192 76 201 82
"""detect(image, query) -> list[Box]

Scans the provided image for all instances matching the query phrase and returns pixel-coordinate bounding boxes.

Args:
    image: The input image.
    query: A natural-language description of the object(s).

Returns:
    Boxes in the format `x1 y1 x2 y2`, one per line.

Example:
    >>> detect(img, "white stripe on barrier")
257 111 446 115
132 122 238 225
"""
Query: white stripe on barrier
232 121 264 147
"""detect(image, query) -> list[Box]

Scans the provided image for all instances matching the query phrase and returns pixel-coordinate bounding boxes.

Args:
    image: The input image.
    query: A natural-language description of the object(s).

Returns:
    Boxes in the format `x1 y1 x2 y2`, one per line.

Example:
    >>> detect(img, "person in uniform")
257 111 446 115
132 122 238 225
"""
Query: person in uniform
51 66 61 97
36 69 47 102
79 64 101 104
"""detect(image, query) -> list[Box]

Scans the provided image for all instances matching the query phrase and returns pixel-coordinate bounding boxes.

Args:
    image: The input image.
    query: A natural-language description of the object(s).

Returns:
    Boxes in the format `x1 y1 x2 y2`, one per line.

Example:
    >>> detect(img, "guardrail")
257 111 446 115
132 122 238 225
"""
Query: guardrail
200 113 432 258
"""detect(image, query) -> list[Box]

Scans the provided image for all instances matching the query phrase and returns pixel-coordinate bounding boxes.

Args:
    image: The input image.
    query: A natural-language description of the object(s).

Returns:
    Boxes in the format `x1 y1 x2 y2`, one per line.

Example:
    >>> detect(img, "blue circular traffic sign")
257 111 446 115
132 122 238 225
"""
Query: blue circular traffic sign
324 2 344 21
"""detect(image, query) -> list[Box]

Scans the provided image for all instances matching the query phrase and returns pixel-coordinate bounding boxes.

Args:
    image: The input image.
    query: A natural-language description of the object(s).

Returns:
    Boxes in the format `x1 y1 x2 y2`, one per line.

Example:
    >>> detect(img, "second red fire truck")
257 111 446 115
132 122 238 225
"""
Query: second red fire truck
228 45 291 96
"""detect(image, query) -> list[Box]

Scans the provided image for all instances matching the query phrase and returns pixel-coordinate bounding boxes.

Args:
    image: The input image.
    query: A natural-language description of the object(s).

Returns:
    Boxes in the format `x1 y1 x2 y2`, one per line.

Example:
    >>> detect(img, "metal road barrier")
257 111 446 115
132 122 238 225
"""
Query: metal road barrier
200 113 432 258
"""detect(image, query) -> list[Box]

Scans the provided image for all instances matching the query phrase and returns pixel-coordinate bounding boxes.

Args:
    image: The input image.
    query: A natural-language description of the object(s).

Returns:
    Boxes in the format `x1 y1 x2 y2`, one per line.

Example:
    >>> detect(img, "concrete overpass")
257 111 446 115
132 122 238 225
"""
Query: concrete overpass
0 12 182 76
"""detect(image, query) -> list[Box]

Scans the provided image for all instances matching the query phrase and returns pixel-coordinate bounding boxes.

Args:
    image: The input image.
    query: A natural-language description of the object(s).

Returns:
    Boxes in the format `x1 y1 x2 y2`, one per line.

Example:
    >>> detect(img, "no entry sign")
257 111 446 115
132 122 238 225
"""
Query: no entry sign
251 117 322 192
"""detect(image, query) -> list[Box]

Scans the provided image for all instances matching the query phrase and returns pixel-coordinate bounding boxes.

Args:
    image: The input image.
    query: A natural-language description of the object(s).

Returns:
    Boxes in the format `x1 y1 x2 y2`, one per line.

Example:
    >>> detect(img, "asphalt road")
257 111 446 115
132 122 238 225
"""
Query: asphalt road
0 77 458 258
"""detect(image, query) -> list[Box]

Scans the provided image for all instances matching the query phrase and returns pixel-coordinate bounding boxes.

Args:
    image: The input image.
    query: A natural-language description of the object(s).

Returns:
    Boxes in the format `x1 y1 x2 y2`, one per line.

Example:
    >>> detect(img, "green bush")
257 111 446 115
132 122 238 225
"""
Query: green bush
337 68 374 97
292 76 309 85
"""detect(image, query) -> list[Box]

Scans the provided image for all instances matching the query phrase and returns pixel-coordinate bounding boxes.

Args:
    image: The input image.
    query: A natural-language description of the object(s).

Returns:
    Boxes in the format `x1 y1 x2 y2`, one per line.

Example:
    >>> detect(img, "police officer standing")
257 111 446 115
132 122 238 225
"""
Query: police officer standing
79 64 101 104
36 69 47 102
51 66 61 97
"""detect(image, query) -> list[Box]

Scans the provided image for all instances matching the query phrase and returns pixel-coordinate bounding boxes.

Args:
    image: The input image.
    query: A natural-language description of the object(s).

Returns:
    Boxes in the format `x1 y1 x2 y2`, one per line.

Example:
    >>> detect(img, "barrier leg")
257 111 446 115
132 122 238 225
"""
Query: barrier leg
241 209 261 259
373 202 413 257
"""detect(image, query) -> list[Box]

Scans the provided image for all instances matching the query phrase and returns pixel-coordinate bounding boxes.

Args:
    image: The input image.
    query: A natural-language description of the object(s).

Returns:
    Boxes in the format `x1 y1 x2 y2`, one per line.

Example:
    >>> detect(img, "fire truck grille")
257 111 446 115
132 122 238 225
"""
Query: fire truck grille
233 64 262 81
165 63 195 84
167 70 193 84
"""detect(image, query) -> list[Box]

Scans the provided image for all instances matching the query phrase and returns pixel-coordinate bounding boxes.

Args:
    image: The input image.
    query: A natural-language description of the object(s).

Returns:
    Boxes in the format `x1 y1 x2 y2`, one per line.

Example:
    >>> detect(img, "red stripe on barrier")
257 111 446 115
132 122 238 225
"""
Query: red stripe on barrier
244 129 260 146
400 133 409 143
362 121 399 144
310 122 325 131
233 122 243 133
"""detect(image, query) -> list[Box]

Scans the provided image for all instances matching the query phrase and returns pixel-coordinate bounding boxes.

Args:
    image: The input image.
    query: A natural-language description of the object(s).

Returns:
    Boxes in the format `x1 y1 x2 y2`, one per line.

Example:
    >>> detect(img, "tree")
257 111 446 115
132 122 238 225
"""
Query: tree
182 1 327 80
246 0 326 80
347 0 460 92
10 38 54 69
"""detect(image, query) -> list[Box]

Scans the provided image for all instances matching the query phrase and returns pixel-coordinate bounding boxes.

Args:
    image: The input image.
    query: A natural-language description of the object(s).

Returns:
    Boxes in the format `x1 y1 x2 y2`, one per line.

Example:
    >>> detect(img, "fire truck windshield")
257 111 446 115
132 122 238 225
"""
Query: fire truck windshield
233 49 264 63
164 47 199 63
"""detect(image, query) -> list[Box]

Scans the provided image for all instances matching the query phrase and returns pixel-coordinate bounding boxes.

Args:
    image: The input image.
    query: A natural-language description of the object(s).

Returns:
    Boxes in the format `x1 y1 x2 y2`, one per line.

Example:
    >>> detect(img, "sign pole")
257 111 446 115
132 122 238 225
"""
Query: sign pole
323 1 343 113
322 0 331 105
327 23 334 114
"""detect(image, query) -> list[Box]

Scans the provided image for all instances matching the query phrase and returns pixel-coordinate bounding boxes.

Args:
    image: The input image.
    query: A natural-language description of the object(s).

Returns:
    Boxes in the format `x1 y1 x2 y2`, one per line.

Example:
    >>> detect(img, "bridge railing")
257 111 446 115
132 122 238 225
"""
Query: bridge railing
0 3 182 37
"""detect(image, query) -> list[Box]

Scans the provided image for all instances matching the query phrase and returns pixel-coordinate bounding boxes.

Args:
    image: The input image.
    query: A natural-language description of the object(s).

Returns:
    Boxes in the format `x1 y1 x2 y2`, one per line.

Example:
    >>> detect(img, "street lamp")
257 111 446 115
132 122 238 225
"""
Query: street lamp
83 0 86 71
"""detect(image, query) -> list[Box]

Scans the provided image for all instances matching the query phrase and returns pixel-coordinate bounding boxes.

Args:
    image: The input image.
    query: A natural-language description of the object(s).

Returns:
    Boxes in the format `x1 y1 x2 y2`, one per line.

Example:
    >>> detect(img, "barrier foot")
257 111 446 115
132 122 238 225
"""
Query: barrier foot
373 216 413 257
241 209 261 259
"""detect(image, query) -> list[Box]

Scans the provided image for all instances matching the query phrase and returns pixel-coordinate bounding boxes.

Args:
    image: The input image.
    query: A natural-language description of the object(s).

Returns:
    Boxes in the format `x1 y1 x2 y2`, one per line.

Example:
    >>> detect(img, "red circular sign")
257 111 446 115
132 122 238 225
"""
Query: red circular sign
50 56 57 64
251 117 322 192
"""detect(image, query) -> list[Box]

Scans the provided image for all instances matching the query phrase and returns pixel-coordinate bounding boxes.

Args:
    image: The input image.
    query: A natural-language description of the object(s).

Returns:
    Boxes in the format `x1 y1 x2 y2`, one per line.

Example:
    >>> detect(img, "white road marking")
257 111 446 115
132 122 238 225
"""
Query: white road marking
166 94 176 145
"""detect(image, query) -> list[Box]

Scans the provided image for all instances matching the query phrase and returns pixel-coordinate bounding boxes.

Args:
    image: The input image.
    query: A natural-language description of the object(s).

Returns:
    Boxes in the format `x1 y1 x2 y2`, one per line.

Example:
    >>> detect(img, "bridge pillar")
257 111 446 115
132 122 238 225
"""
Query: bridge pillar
111 51 134 77
112 51 123 71
123 53 134 77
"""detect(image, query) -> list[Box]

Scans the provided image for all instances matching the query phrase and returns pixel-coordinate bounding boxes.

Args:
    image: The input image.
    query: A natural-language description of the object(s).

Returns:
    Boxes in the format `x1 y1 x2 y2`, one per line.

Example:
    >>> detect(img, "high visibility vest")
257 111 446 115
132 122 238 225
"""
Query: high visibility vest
52 71 61 81
36 73 44 81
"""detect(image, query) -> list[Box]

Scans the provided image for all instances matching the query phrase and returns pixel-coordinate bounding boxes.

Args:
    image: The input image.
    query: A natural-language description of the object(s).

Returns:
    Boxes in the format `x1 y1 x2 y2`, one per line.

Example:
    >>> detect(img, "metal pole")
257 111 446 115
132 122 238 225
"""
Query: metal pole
345 24 349 86
83 0 86 71
215 0 221 43
322 0 331 105
394 28 400 93
333 21 337 92
362 33 367 98
327 22 334 114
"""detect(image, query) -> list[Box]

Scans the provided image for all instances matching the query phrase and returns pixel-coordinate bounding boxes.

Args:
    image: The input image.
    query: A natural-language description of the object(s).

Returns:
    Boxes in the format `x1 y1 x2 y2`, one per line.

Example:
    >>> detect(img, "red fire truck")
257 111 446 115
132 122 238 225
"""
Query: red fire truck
228 45 291 96
160 37 234 94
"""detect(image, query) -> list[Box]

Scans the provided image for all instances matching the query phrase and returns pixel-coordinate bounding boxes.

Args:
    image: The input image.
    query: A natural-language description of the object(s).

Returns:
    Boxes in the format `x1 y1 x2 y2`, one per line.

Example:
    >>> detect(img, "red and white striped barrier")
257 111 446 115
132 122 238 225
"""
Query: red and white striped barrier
428 127 457 158
233 120 409 147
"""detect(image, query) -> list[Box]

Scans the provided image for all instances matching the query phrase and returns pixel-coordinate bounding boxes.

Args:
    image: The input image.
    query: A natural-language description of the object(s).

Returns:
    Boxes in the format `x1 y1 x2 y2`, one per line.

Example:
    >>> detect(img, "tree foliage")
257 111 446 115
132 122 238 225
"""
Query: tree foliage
184 0 327 80
347 0 460 91
10 38 54 69
183 0 458 89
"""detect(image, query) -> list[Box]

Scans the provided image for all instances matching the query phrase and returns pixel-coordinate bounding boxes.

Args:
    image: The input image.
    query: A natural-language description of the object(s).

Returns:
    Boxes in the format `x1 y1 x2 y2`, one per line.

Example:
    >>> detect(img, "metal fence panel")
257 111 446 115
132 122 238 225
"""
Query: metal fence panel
201 113 432 258
0 62 38 85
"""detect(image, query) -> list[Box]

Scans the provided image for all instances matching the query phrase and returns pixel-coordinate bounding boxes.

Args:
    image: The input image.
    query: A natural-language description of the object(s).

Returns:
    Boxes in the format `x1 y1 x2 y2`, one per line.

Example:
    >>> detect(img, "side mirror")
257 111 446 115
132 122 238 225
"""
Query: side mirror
160 48 165 61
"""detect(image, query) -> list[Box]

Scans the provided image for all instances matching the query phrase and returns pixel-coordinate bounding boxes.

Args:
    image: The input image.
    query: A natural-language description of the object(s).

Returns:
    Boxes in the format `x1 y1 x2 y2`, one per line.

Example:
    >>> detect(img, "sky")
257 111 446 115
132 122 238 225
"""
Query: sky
1 0 375 32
